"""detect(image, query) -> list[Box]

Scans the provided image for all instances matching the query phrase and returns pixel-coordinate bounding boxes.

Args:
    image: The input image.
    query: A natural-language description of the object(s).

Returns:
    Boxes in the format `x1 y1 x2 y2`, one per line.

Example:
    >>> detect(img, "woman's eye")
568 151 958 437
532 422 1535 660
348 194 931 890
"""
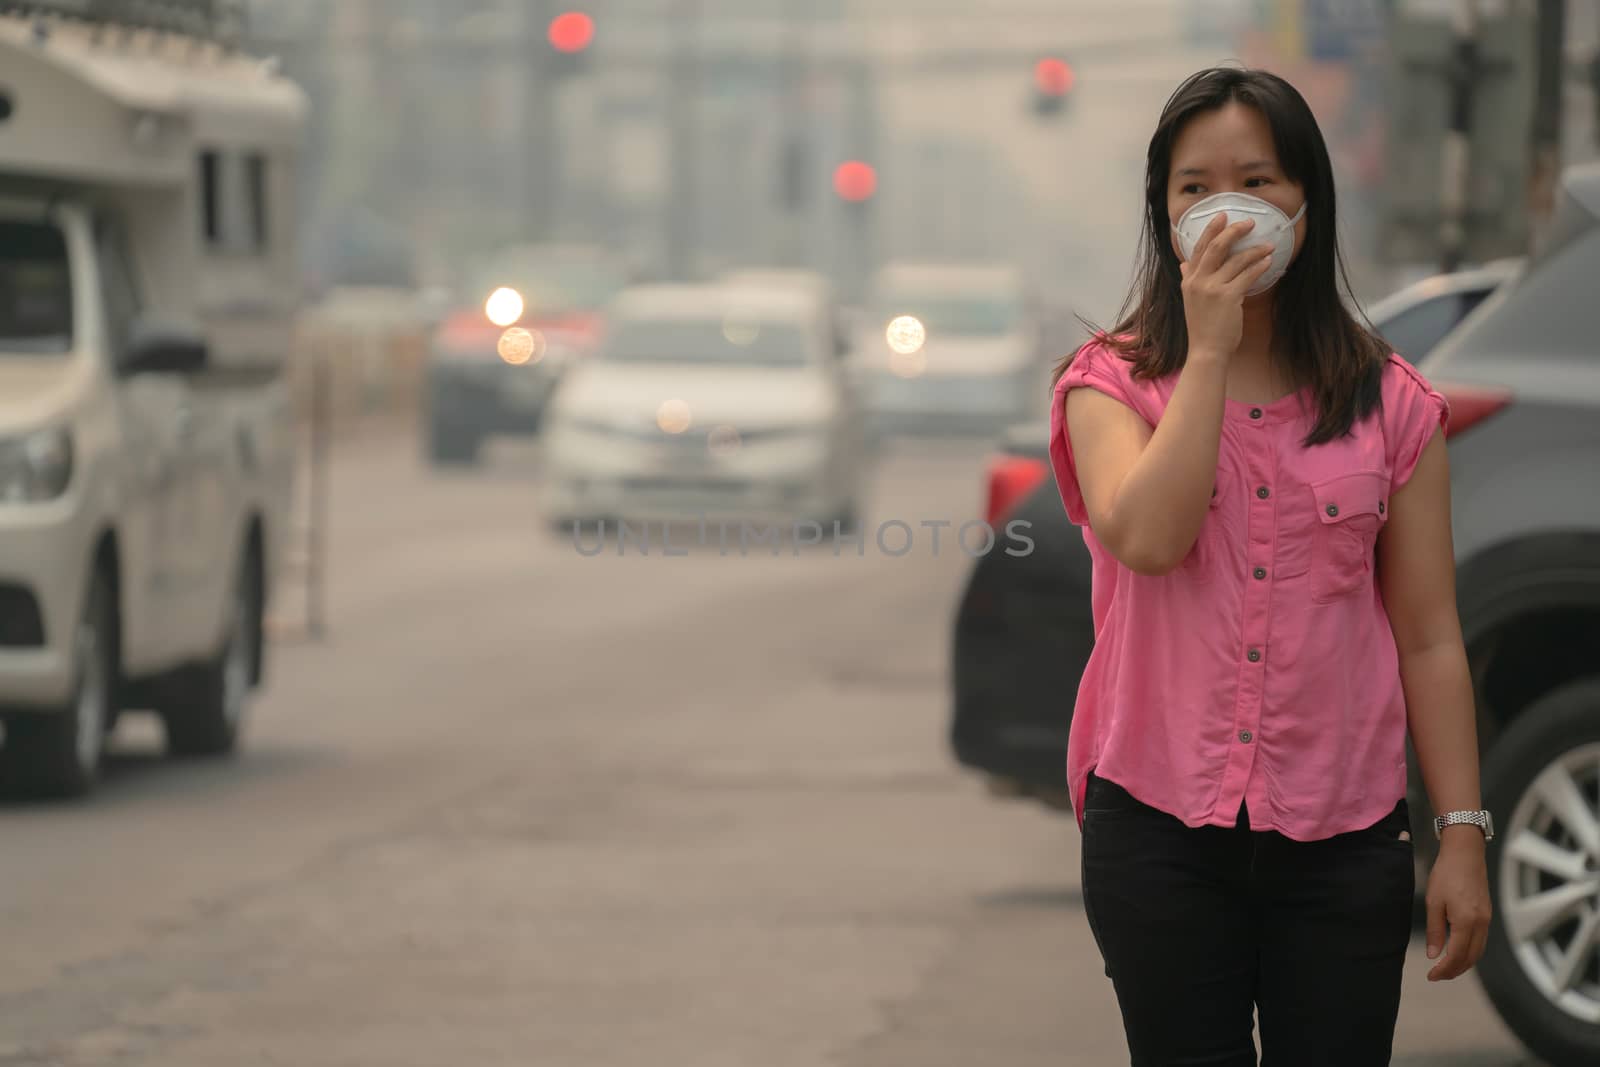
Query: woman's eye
1181 183 1203 195
1245 177 1270 187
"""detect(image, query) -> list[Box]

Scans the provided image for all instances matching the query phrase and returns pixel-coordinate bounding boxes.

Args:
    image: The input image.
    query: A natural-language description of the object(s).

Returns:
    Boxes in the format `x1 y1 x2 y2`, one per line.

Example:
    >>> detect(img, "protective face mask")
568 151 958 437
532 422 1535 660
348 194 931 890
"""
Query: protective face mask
1172 192 1307 296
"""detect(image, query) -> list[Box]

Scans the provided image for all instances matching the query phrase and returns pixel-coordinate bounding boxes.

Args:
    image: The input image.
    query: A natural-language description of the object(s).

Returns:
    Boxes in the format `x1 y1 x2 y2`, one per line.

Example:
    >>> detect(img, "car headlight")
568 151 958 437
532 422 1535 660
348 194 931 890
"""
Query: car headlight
0 426 73 502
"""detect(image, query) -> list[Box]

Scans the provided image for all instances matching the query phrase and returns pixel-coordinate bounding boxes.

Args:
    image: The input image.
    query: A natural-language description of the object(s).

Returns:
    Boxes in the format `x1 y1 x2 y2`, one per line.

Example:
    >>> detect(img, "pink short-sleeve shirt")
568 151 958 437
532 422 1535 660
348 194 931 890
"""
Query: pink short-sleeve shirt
1050 338 1449 842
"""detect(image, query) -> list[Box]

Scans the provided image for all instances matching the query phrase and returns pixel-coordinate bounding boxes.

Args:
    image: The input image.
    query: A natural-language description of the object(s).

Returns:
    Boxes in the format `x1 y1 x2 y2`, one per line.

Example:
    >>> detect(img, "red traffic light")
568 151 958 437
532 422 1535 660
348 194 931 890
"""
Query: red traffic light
833 160 877 203
548 11 595 54
1034 57 1075 96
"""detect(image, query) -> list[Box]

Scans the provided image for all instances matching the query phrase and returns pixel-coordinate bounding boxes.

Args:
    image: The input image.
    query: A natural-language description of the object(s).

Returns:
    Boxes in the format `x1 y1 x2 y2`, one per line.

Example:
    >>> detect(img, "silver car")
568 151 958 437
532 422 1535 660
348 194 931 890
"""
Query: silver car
854 261 1043 434
1412 161 1600 1067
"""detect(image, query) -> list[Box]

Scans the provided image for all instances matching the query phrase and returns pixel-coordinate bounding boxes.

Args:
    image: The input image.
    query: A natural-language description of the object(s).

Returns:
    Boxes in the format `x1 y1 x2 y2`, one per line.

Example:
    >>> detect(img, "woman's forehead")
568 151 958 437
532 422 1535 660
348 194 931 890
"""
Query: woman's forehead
1169 104 1278 173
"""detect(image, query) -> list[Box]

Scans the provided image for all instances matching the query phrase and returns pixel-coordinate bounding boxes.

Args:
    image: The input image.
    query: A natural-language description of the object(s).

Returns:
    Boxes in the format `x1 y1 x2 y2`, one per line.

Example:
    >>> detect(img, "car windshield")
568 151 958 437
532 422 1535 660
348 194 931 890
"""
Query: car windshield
873 293 1021 337
0 221 73 356
1377 287 1496 363
601 317 812 367
468 256 624 315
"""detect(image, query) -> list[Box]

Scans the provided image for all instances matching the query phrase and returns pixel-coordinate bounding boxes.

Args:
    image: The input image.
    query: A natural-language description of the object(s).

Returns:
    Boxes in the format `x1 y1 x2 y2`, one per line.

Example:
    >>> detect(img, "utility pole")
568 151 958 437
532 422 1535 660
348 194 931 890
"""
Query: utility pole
774 0 811 267
1528 0 1566 242
1440 0 1481 273
664 0 701 280
523 0 559 243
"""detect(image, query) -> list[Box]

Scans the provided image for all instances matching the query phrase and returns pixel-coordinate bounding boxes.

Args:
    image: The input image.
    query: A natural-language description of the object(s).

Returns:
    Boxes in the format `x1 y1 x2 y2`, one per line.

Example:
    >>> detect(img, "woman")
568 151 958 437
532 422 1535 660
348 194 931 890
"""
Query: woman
1050 68 1492 1065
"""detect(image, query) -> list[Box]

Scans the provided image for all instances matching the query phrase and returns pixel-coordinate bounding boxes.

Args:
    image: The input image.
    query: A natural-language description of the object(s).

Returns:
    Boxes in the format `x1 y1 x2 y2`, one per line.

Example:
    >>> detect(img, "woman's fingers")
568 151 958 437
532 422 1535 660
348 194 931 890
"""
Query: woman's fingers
1187 212 1229 264
1426 906 1491 981
1218 243 1274 285
1198 218 1257 276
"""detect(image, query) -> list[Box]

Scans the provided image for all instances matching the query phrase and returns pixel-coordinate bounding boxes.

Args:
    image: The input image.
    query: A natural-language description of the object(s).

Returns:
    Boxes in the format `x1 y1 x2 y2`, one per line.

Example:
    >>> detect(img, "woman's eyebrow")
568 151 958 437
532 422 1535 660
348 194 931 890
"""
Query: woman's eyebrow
1174 166 1208 178
1238 159 1277 172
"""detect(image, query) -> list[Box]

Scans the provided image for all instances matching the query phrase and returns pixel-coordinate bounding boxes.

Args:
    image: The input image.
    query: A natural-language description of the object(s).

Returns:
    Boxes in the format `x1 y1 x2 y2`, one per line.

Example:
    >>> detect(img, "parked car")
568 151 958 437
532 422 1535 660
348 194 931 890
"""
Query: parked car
0 16 306 796
854 261 1044 435
540 282 868 529
1412 163 1600 1067
950 165 1600 1067
424 243 629 465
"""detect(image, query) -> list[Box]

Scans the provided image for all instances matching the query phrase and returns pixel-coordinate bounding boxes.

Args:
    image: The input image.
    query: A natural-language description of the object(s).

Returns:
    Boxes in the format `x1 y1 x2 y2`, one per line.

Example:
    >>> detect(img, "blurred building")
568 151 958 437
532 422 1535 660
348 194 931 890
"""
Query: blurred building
246 0 1598 318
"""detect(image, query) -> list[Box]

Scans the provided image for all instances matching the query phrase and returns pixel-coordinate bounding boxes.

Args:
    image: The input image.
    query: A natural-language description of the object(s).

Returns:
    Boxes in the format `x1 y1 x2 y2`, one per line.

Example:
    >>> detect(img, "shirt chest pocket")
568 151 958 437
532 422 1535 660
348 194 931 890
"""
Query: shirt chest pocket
1309 470 1390 603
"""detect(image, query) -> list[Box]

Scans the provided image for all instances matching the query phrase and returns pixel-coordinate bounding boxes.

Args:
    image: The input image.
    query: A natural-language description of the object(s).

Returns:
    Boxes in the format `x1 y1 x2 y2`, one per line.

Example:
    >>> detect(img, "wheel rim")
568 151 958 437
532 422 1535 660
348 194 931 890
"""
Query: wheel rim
1499 740 1600 1024
73 615 106 775
221 589 251 730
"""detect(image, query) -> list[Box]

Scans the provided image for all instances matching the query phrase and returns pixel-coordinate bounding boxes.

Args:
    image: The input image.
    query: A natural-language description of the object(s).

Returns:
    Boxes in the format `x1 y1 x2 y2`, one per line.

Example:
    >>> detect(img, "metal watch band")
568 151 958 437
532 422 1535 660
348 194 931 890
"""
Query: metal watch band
1433 809 1495 841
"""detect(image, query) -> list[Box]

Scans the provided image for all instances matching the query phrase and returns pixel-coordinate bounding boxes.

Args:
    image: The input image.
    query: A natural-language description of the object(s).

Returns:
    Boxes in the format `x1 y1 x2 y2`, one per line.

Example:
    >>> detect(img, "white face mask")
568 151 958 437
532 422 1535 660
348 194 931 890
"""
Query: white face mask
1172 192 1307 296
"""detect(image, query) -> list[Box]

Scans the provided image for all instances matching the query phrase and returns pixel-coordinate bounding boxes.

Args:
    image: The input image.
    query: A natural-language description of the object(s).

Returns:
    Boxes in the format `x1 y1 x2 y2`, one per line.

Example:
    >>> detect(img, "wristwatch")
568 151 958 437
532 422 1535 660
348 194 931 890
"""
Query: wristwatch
1434 810 1495 841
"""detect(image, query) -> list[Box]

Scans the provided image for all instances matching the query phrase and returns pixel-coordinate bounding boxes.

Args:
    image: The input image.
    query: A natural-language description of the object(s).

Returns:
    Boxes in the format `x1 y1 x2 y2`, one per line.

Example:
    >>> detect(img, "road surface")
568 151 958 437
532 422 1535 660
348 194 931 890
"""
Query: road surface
0 431 1540 1066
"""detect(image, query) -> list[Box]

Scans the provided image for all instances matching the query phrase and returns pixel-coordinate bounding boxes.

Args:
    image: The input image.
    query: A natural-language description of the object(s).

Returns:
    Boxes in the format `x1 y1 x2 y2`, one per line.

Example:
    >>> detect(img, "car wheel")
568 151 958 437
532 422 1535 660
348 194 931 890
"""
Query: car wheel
162 547 261 758
1476 678 1600 1067
0 566 114 799
428 418 480 465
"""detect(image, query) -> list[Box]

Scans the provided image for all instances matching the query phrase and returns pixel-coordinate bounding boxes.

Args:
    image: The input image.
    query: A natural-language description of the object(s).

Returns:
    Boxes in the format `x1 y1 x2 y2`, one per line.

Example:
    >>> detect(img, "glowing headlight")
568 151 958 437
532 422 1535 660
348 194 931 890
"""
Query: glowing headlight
0 426 73 503
485 287 525 327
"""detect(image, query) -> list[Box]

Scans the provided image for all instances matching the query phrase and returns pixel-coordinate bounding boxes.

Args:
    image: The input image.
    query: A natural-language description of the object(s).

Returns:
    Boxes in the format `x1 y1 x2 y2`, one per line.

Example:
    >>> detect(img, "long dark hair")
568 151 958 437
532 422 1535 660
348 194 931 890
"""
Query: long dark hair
1054 67 1386 445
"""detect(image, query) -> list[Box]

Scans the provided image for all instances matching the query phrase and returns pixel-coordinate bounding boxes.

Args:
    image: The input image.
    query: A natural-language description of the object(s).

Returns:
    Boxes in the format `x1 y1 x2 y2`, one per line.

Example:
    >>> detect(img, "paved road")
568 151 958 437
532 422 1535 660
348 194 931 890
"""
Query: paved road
0 432 1541 1066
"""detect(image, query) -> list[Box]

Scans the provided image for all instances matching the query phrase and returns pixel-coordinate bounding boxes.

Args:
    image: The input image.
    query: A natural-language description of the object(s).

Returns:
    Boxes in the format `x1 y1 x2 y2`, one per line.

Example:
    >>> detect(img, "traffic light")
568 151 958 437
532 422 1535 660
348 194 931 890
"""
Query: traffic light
833 160 877 203
1032 56 1074 117
546 10 594 78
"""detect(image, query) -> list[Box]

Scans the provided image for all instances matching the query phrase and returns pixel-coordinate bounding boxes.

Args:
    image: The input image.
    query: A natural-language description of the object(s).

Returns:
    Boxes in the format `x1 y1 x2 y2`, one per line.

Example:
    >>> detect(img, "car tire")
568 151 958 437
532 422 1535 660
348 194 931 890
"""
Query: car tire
1476 678 1600 1067
161 546 261 758
428 418 480 466
0 566 115 799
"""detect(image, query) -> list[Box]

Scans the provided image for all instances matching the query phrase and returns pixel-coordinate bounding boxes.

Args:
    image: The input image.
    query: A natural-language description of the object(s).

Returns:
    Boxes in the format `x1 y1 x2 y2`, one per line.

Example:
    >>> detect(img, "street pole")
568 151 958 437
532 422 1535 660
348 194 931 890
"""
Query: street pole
1528 0 1566 243
664 0 701 280
1440 0 1481 274
523 0 559 243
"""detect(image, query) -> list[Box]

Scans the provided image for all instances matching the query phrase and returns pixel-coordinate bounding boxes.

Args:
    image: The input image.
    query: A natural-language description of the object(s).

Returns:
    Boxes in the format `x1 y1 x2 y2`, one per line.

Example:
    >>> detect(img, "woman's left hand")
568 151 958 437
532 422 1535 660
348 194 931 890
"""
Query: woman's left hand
1425 829 1492 981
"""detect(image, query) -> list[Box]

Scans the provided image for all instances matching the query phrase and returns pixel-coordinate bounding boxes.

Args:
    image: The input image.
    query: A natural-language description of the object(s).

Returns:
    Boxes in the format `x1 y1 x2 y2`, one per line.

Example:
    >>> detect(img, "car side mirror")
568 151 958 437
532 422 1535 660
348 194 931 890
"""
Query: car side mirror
121 319 209 376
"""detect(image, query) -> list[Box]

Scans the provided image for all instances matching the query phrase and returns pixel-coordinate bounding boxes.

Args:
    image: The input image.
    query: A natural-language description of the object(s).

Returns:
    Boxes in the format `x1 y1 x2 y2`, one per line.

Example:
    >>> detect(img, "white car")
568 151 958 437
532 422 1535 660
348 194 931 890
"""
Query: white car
541 283 867 529
856 262 1043 433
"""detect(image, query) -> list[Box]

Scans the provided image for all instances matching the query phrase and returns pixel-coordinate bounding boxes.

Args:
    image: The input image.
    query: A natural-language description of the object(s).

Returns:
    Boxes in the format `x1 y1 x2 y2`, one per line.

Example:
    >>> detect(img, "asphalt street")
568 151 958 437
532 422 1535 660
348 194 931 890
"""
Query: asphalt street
0 430 1543 1066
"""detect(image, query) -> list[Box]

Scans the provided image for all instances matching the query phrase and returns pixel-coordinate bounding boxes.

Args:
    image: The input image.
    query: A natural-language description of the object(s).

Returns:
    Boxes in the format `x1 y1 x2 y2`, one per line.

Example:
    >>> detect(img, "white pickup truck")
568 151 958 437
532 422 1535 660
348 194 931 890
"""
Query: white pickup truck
0 9 306 797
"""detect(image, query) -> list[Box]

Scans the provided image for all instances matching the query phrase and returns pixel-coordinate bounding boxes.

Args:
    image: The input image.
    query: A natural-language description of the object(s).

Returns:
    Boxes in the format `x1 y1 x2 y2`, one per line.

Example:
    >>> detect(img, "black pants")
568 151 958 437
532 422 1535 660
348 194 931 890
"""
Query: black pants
1080 770 1415 1067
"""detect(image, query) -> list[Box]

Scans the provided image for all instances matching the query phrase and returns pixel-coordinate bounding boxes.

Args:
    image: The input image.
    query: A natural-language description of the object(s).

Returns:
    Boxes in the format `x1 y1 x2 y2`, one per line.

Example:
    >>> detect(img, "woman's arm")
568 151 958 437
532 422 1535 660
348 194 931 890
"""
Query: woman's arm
1064 217 1273 575
1377 428 1491 981
1065 359 1227 575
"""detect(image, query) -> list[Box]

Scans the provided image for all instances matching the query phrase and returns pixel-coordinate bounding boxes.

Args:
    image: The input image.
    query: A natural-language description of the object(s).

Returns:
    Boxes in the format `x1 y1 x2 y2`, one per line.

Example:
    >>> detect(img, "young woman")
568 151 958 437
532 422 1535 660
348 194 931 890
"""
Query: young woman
1050 68 1492 1064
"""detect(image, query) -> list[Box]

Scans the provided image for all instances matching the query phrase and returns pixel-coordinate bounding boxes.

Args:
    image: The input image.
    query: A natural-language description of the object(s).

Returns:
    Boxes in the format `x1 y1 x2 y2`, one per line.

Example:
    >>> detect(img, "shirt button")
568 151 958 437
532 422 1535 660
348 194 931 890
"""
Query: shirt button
1253 566 1267 580
1256 486 1270 499
1378 501 1386 515
1326 503 1340 517
1247 648 1262 663
1249 407 1263 420
1239 730 1254 743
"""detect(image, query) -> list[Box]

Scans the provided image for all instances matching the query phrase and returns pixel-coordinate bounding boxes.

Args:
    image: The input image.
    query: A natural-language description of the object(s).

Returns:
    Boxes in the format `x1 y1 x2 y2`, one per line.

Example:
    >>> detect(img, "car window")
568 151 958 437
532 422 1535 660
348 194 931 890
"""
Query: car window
1376 288 1493 362
601 317 812 367
94 215 143 364
0 220 73 356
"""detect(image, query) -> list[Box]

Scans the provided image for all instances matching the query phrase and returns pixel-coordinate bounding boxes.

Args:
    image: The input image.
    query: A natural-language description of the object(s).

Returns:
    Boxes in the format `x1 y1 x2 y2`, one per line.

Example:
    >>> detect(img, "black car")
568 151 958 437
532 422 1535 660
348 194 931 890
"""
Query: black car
950 259 1519 811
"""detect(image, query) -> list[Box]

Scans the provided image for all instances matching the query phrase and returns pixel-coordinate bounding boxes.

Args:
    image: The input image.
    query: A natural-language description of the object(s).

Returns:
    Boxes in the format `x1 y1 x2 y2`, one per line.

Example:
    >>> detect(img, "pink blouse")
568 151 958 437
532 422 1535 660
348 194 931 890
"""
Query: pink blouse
1049 338 1449 842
